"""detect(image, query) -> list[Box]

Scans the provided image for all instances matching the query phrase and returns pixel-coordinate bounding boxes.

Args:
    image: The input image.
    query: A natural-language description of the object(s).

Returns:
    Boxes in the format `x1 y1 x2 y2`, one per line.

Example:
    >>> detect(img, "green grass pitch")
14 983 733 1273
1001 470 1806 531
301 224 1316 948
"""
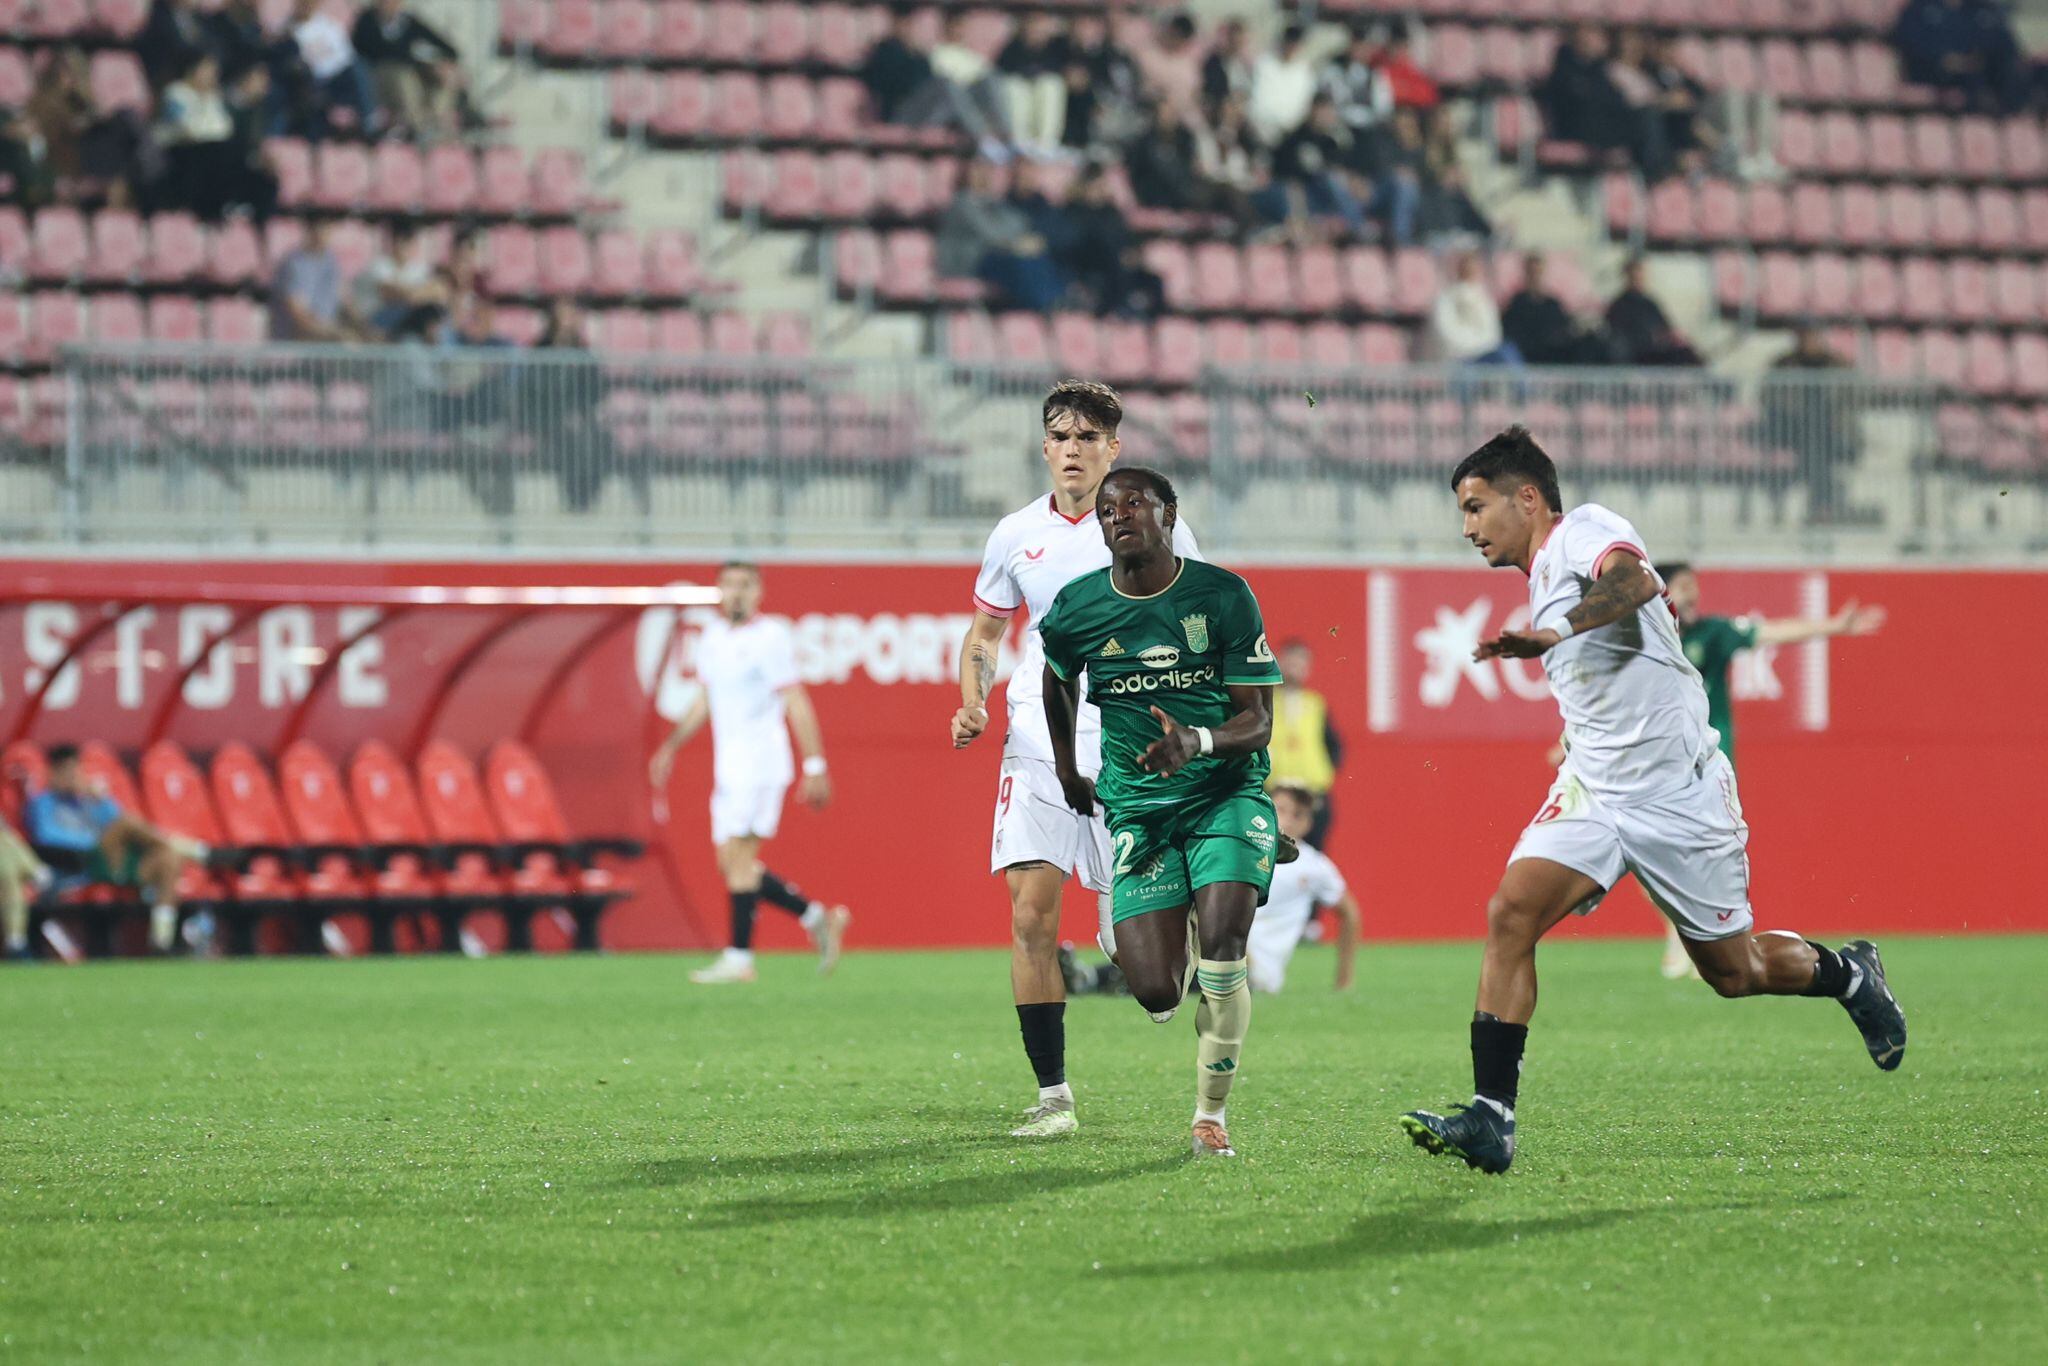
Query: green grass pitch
3 936 2043 1363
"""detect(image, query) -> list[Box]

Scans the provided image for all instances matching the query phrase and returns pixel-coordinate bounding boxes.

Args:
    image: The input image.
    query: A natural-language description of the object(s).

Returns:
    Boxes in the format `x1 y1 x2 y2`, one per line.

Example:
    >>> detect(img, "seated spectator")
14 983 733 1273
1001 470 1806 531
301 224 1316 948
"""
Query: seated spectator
1427 252 1523 367
935 158 1067 310
1892 0 2027 112
269 218 359 341
1605 29 1675 181
1060 13 1141 153
1501 253 1612 365
157 55 278 221
1261 94 1367 238
1201 18 1255 120
1 820 51 961
0 106 58 210
272 0 380 141
19 46 146 209
356 220 447 337
1194 92 1268 206
1644 33 1720 174
1135 13 1205 117
207 0 271 88
24 742 205 955
1765 323 1856 520
1127 98 1261 237
996 14 1070 155
527 299 616 512
1419 161 1491 244
1353 105 1428 245
1604 256 1702 366
1005 160 1077 261
861 8 1005 153
1063 166 1166 320
1371 21 1441 115
1249 23 1318 146
1539 26 1628 146
1324 26 1394 161
930 12 1013 153
351 0 474 143
139 0 215 90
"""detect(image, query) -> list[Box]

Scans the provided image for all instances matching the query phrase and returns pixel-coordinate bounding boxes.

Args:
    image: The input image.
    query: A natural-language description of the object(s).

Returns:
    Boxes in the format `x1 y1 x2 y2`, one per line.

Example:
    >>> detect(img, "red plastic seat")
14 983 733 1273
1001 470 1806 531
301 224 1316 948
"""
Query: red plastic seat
478 145 533 218
756 2 811 66
352 741 498 903
1254 319 1303 366
1746 182 1791 243
1947 260 1993 325
483 741 640 898
1806 252 1852 318
208 217 263 288
368 141 426 213
25 293 86 366
1882 184 1929 248
417 740 566 902
652 0 705 61
598 0 656 60
1243 243 1296 314
485 224 540 296
1990 259 2036 325
145 212 207 286
1190 242 1244 312
281 740 431 906
1898 257 1947 324
1909 115 1958 178
1863 113 1910 177
87 51 147 114
704 0 756 64
1834 184 1883 247
138 741 276 904
210 742 363 905
764 73 817 142
878 229 939 304
709 73 764 142
1204 317 1254 369
1974 186 2020 252
88 293 146 343
1151 316 1203 388
30 206 90 281
1852 254 1901 321
313 142 373 210
88 210 148 284
535 224 593 297
1141 239 1194 311
147 294 205 344
538 0 600 58
531 149 590 218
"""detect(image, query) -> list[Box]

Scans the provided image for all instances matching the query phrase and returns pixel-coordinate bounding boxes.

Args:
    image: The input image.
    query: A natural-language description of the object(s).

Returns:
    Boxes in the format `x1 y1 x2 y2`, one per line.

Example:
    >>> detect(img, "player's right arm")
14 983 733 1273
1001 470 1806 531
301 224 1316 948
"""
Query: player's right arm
1480 548 1660 659
647 688 709 788
1754 601 1886 645
1042 663 1096 816
952 610 1008 748
1329 890 1361 992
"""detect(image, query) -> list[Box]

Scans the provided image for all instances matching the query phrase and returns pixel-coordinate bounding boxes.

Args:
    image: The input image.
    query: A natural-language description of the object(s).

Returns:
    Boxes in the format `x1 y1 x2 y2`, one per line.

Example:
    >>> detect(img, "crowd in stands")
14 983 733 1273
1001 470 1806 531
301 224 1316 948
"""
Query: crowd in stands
1538 23 1724 183
1 0 477 225
1890 0 2036 113
864 12 1495 315
1426 250 1706 370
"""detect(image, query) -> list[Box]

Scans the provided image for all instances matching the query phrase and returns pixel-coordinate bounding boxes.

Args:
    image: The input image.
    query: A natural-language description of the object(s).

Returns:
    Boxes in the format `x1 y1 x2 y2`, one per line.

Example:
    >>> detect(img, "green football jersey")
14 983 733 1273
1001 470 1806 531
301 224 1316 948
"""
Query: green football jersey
1039 557 1283 815
1680 614 1758 761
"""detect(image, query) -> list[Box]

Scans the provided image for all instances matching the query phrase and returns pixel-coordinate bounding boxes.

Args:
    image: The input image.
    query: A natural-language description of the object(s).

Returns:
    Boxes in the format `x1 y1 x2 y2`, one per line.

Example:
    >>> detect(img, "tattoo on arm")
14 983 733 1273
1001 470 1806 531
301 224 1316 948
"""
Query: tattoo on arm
966 642 997 704
1564 562 1652 634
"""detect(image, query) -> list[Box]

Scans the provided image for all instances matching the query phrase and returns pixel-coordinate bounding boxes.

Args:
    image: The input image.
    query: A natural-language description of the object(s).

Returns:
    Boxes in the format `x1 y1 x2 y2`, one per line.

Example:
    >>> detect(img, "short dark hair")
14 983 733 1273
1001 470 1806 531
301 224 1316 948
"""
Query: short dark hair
1042 379 1123 435
1449 425 1562 513
1269 783 1317 811
1101 465 1177 509
47 742 80 766
1655 561 1693 582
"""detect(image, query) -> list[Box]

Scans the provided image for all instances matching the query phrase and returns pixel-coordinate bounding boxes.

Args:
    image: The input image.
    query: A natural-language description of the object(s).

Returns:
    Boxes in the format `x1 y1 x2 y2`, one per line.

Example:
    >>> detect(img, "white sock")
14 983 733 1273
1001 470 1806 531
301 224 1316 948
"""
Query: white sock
1841 960 1865 1000
1194 1106 1226 1127
799 903 825 933
726 947 755 965
1473 1095 1514 1123
1147 1007 1177 1024
1039 1082 1072 1104
149 904 177 950
4 932 25 952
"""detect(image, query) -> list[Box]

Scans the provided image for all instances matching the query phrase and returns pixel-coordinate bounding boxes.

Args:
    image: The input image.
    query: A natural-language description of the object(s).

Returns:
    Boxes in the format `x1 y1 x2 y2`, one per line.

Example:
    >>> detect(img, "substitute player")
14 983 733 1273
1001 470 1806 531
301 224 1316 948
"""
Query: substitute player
1248 785 1359 995
1041 467 1283 1160
1401 428 1907 1174
1652 563 1885 977
650 562 851 984
951 380 1201 1140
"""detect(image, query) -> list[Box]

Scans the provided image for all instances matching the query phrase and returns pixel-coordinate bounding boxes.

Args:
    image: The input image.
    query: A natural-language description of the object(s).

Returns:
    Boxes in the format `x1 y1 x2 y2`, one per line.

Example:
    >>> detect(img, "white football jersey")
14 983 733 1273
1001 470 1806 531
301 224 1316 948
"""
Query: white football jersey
1528 504 1716 802
1251 841 1348 957
694 615 800 789
971 493 1201 771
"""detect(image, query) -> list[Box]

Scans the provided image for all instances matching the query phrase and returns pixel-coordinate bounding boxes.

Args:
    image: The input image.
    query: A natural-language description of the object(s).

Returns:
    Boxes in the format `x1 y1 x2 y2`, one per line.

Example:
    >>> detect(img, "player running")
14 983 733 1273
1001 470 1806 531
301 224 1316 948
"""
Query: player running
1248 785 1360 995
951 380 1201 1140
1400 428 1907 1175
1652 562 1885 978
650 562 851 985
1041 466 1284 1160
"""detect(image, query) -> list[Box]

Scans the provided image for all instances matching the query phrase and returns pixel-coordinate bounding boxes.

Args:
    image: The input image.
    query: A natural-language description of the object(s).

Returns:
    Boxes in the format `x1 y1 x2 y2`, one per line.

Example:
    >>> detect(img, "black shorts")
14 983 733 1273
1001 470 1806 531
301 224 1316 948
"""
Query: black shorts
35 846 91 877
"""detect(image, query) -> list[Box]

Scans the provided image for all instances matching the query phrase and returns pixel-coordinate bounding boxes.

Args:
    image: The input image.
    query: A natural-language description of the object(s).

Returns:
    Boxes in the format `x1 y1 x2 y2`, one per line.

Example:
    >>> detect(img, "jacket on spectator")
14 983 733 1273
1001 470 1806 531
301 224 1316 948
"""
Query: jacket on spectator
936 190 1034 276
860 37 933 123
1428 280 1505 361
351 8 459 70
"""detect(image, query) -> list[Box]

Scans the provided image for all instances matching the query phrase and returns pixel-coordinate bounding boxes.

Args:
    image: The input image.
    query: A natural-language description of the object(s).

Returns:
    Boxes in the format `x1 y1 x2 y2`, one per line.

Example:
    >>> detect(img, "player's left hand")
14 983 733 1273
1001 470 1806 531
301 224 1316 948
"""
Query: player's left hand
1476 628 1560 660
800 772 833 808
1138 706 1201 775
1833 600 1886 636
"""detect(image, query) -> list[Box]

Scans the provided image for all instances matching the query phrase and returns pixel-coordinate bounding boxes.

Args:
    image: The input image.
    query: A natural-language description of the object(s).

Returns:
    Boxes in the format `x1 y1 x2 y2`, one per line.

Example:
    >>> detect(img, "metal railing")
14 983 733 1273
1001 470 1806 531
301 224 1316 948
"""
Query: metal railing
10 343 2041 561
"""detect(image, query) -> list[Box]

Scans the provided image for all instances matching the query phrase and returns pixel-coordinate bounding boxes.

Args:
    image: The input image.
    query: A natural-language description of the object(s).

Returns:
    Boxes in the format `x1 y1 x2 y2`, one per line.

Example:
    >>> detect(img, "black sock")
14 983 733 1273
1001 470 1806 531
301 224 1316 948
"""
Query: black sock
729 890 758 951
757 871 810 917
1016 1002 1066 1088
1802 941 1851 998
1471 1012 1528 1110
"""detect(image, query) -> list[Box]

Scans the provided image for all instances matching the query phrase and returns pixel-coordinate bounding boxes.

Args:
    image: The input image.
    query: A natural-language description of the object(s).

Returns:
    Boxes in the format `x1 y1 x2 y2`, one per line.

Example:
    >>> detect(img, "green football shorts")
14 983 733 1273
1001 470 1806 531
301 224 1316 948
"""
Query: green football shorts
1106 788 1278 924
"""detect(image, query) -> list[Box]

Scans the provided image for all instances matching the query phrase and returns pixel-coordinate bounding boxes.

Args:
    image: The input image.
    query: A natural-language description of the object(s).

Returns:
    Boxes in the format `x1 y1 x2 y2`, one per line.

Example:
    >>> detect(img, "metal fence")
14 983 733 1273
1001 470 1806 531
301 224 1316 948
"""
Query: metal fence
9 342 2042 561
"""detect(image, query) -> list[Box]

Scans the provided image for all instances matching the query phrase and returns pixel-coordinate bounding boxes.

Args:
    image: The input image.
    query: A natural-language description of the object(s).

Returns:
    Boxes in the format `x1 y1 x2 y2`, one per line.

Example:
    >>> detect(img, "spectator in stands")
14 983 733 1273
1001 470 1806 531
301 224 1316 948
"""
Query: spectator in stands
1501 253 1612 366
1605 29 1675 181
1891 0 2028 112
1765 324 1856 520
269 218 358 341
1371 20 1442 117
139 0 216 90
1540 24 1670 177
1420 161 1491 244
1127 98 1262 237
1060 13 1141 153
358 220 447 337
1427 251 1523 368
529 299 616 513
1201 18 1255 121
273 0 380 141
1644 32 1721 175
351 0 473 143
1004 160 1076 260
1262 94 1367 238
24 743 204 955
157 55 279 222
0 820 51 961
1136 13 1206 118
16 46 144 209
1249 23 1319 146
936 157 1066 311
1324 26 1394 158
1604 256 1702 366
1063 166 1166 321
207 0 271 88
930 12 1014 155
1194 92 1268 212
996 13 1070 156
1352 104 1426 245
862 7 1005 154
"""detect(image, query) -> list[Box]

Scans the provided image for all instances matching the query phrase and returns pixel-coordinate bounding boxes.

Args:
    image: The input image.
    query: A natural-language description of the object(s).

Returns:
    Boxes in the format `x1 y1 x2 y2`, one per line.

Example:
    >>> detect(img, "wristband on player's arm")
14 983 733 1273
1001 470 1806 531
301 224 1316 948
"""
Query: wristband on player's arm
1551 618 1575 642
1194 726 1214 755
802 756 828 776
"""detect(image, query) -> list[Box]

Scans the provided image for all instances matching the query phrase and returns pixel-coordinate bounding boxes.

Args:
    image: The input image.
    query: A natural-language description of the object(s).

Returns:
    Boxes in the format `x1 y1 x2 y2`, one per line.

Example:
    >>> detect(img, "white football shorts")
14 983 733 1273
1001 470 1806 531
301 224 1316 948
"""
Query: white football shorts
710 782 787 844
1509 749 1754 941
988 755 1112 894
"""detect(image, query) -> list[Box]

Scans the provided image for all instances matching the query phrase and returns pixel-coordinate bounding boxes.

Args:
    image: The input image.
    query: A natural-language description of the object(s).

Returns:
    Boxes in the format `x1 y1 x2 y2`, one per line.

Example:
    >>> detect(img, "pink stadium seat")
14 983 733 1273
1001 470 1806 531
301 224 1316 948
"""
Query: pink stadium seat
146 295 204 344
643 229 699 300
650 0 704 60
540 0 600 58
599 0 656 60
531 149 589 218
1696 179 1741 241
1255 319 1303 365
708 310 757 356
654 308 704 356
609 68 659 129
813 3 870 69
88 210 148 284
327 219 378 280
1430 25 1480 87
30 207 89 281
1303 320 1353 369
1357 322 1407 367
2022 188 2048 250
264 136 313 206
1296 245 1342 312
1764 252 1812 315
1958 117 2003 180
1713 35 1758 92
1392 249 1438 315
995 313 1050 366
1863 113 1910 176
369 142 426 212
536 225 593 297
1881 184 1928 247
758 1 811 65
24 294 84 364
943 309 995 364
1808 252 1854 317
1963 331 2010 394
879 229 939 303
1928 186 1975 251
873 153 926 219
1853 254 1902 321
0 48 30 108
145 212 207 286
1204 317 1254 369
1869 327 1915 380
208 217 263 288
498 0 549 51
1142 240 1194 310
1919 329 1966 387
653 71 711 140
1990 259 2035 324
588 229 644 300
1974 186 2020 251
832 226 880 296
478 145 533 218
2009 335 2048 398
419 142 480 216
764 73 817 142
1804 40 1852 103
87 51 147 114
1745 182 1791 242
1710 249 1749 310
589 308 651 354
88 293 145 344
1191 242 1244 312
1344 246 1392 315
705 0 756 63
0 298 26 368
1899 257 1947 323
1818 109 1864 174
1774 108 1819 173
485 225 540 296
1244 244 1296 314
1646 178 1695 242
206 296 265 346
2003 119 2047 180
313 142 373 210
1835 184 1884 247
1049 313 1103 374
1909 115 1957 178
710 73 765 142
757 148 819 220
822 149 876 219
760 312 810 358
1151 317 1203 388
1477 26 1530 86
1849 41 1903 105
1948 260 1992 325
817 77 868 137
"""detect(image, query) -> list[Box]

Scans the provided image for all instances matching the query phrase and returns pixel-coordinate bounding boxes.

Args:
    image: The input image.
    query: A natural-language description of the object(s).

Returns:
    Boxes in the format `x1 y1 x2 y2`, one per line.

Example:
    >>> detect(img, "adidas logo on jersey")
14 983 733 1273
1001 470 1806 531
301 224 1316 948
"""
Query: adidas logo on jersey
1256 856 1271 872
1101 638 1125 656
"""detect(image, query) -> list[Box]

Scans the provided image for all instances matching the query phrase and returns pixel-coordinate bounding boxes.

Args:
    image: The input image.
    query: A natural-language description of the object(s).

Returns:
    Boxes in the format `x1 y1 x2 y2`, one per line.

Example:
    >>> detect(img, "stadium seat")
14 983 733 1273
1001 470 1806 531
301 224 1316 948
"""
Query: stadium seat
88 210 148 285
146 295 205 345
209 742 367 941
312 142 374 211
416 740 579 951
88 294 146 344
481 740 641 951
145 213 208 286
536 224 594 298
30 206 91 281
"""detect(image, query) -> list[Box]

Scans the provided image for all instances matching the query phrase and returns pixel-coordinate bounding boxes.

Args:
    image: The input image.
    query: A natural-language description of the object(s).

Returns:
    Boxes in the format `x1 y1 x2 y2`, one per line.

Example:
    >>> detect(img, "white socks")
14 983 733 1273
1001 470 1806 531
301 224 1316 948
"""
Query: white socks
1473 1095 1514 1122
799 903 825 934
1039 1082 1073 1104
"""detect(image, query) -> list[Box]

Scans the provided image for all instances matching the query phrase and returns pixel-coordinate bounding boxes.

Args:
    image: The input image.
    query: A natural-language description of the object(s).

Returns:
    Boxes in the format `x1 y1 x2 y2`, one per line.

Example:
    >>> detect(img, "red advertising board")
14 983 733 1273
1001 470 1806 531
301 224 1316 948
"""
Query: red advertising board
0 558 2040 950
